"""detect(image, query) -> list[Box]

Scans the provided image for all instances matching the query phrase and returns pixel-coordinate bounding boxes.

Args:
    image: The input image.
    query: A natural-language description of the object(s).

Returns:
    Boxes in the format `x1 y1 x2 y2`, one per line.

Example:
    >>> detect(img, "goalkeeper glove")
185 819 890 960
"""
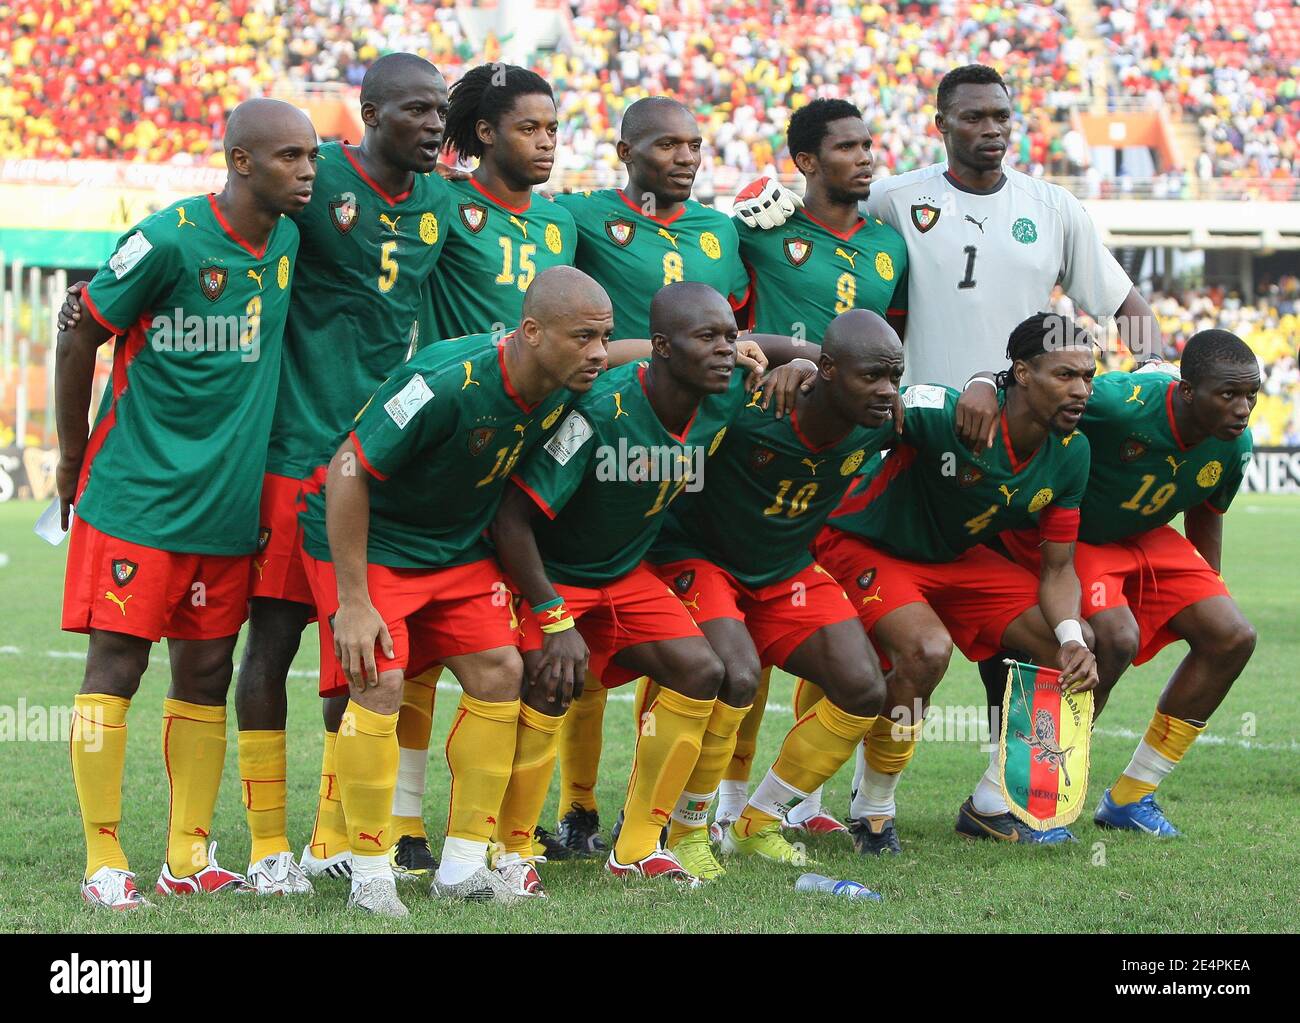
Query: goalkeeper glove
733 176 802 229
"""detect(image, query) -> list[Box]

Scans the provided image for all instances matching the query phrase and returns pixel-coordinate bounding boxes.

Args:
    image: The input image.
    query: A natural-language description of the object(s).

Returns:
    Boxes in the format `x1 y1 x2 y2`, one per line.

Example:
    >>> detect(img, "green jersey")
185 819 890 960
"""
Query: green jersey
300 333 570 569
1076 371 1251 545
829 384 1091 563
652 391 893 586
514 360 749 586
266 141 452 479
736 209 908 339
421 179 577 344
80 194 298 555
552 189 750 338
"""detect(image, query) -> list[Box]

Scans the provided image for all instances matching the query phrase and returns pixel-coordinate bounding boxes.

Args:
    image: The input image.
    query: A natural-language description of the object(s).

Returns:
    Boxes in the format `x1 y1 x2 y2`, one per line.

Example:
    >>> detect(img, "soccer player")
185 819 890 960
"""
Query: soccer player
1001 330 1258 836
734 64 1160 825
815 314 1100 851
56 98 316 909
542 97 753 853
720 97 910 836
489 282 817 886
643 309 902 877
297 266 611 914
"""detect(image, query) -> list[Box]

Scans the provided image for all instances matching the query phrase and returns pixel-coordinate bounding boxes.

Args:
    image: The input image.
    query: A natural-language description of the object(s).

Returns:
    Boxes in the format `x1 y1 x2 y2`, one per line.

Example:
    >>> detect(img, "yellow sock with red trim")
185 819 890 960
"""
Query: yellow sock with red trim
238 729 289 864
736 699 876 837
335 701 399 857
392 672 437 840
1111 709 1206 805
307 730 349 860
161 699 227 878
723 669 769 783
497 704 566 856
793 678 823 718
72 693 130 877
559 683 608 813
444 694 520 844
667 700 751 848
614 688 713 864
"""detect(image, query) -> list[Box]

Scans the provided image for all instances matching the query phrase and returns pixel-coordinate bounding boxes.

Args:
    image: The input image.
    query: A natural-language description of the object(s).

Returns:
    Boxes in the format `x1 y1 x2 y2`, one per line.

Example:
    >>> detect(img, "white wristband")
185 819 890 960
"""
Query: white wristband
1054 619 1085 647
964 376 996 391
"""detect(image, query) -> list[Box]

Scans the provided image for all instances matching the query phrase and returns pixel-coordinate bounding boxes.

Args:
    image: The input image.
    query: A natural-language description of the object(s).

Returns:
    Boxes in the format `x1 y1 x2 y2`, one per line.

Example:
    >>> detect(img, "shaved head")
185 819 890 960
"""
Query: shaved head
360 52 443 108
523 265 611 326
620 96 696 144
817 309 904 430
822 309 902 367
224 98 315 163
649 281 732 340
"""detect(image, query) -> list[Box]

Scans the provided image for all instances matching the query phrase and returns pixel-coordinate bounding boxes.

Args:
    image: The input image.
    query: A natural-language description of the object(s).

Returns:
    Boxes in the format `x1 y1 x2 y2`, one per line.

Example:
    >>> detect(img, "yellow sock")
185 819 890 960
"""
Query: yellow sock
864 715 923 775
736 699 876 837
667 700 750 847
238 730 289 864
615 687 713 864
392 672 437 840
725 668 770 783
336 701 399 857
72 693 130 877
307 730 349 860
444 694 520 843
1111 709 1206 805
559 683 608 813
161 699 227 878
793 677 823 718
497 704 566 855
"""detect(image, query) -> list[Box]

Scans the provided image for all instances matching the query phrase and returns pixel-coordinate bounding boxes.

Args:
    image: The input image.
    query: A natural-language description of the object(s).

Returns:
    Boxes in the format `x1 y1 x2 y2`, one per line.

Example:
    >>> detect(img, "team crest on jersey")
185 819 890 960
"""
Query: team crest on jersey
1197 460 1223 489
699 231 722 260
875 251 895 281
958 463 984 487
459 203 488 233
1120 437 1147 462
856 568 876 590
1012 217 1038 244
329 193 358 234
257 527 272 554
605 219 636 246
198 265 227 301
420 212 439 245
544 222 563 254
277 255 290 290
910 202 941 233
750 447 776 471
783 237 813 267
840 449 866 476
1028 488 1054 514
673 570 696 595
468 426 496 456
111 559 138 587
542 404 565 430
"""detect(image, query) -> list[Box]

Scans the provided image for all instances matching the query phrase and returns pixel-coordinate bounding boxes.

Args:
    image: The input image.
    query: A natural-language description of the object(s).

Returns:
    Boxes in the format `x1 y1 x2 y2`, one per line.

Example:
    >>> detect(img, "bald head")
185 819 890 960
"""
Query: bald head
620 96 696 144
224 98 316 163
649 282 733 340
522 265 611 326
360 52 444 108
822 309 902 368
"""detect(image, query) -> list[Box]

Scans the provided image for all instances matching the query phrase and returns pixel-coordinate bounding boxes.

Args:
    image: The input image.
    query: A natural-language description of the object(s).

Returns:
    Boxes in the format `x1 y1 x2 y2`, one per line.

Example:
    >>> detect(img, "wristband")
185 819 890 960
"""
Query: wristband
1054 619 1085 647
537 599 575 634
964 376 996 391
540 615 576 635
531 596 564 615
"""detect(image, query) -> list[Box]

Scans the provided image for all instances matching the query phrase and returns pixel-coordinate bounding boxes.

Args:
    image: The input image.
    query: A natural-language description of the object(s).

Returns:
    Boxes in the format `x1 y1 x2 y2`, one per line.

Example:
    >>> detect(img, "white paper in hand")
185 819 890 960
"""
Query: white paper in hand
34 497 71 546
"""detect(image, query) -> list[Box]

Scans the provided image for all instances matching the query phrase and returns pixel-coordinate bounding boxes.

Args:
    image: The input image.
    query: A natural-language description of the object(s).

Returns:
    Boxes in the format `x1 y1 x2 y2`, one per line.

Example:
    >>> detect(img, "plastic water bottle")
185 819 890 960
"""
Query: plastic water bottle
795 873 883 901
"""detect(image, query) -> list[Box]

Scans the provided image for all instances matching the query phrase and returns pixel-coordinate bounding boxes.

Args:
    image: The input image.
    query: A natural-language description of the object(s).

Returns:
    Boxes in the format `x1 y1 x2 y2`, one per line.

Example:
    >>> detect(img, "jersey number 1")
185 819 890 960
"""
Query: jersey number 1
958 246 977 290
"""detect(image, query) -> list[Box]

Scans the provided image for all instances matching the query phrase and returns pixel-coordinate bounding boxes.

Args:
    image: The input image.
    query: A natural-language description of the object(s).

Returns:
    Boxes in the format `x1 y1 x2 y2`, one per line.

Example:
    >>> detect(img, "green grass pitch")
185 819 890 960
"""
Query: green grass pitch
0 496 1296 933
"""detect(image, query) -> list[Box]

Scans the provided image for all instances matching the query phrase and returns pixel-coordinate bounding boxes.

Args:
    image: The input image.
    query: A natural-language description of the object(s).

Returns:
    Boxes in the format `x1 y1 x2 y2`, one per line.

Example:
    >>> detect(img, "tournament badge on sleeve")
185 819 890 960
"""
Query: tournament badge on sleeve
998 661 1094 830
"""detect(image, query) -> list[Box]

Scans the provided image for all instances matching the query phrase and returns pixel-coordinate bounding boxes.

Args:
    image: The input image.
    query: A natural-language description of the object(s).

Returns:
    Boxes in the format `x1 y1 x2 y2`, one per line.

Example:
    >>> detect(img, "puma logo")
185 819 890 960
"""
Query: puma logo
358 829 384 847
1125 385 1145 405
834 247 857 268
176 206 195 228
650 808 671 822
97 826 118 838
801 457 824 475
964 214 988 233
657 228 678 249
509 215 528 239
1166 455 1185 475
246 268 264 290
682 593 701 612
379 213 401 234
461 361 480 389
999 484 1019 506
191 826 210 838
104 592 131 615
860 587 883 605
613 393 629 419
746 389 764 408
253 559 265 580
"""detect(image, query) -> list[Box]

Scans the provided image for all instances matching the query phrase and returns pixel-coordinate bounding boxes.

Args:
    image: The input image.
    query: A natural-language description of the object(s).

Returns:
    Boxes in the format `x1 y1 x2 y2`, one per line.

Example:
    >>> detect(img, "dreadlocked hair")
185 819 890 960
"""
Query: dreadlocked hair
444 63 554 162
996 312 1095 389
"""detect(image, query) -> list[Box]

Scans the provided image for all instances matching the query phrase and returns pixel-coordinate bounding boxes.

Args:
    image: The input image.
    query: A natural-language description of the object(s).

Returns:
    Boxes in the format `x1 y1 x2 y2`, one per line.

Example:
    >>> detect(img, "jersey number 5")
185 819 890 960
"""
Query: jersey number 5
379 240 398 293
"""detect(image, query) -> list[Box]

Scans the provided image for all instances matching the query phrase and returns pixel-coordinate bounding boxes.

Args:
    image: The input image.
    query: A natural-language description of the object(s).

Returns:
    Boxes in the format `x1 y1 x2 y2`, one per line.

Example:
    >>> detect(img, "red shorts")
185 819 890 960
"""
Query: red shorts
517 563 703 688
813 526 1038 666
1002 524 1230 666
650 559 858 668
248 472 316 611
62 517 250 642
302 552 519 697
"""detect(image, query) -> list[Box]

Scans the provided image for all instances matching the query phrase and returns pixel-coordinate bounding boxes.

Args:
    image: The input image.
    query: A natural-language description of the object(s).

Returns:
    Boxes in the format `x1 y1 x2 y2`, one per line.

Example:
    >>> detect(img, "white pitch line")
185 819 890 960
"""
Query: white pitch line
13 646 1298 754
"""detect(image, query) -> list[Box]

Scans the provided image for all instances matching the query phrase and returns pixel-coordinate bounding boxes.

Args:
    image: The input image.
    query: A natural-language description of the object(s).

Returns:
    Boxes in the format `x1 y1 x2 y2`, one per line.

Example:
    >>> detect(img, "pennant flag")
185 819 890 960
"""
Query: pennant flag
998 661 1094 830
